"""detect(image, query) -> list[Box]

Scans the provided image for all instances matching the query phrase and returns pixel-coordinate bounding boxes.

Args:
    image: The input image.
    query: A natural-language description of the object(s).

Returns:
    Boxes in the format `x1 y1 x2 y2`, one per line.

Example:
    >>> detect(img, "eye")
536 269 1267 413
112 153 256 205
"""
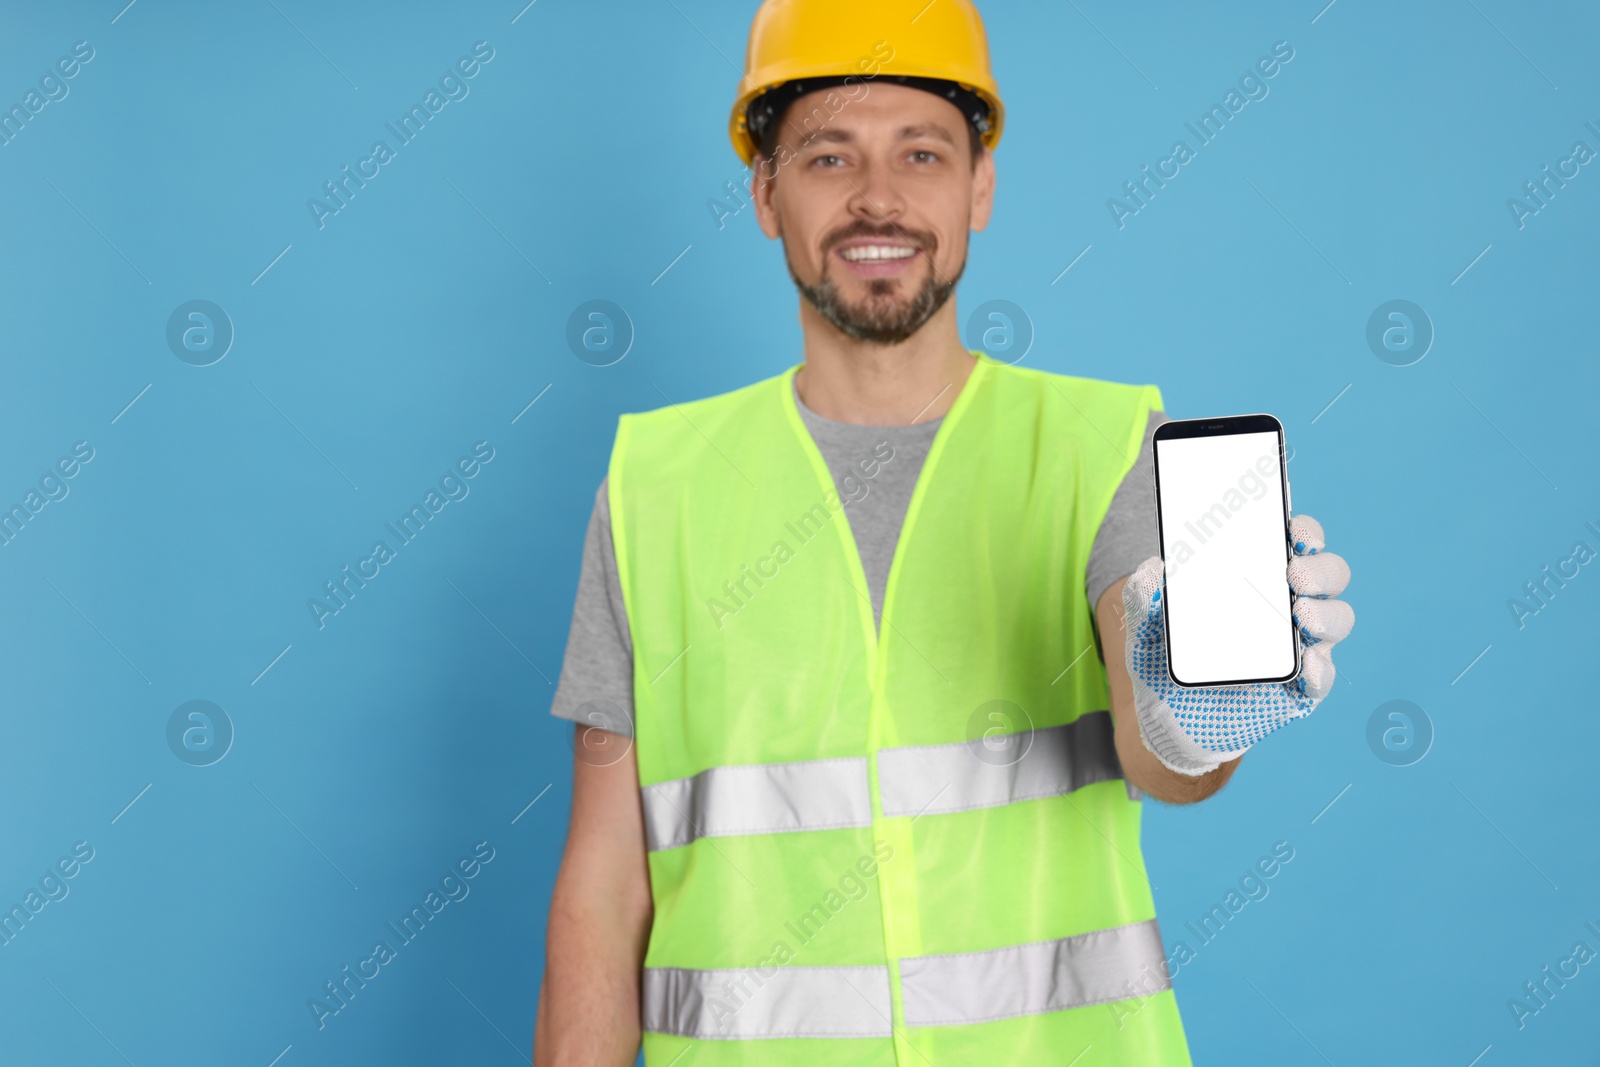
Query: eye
910 149 940 164
811 154 844 169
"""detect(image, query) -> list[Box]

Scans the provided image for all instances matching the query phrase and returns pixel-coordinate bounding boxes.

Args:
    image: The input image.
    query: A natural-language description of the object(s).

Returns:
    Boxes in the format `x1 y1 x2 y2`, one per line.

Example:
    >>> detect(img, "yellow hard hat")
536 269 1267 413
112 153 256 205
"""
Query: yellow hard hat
729 0 1005 168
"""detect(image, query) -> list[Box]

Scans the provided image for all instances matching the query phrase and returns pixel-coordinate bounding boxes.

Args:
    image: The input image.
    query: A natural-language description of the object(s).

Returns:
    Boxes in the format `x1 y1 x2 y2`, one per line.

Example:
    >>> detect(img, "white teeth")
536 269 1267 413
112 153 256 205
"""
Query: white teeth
840 245 916 262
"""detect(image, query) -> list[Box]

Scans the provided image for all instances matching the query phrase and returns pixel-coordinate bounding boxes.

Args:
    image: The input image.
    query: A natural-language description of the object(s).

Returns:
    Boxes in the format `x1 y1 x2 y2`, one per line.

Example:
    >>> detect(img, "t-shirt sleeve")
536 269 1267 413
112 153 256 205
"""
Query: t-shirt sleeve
1085 409 1170 615
548 477 636 737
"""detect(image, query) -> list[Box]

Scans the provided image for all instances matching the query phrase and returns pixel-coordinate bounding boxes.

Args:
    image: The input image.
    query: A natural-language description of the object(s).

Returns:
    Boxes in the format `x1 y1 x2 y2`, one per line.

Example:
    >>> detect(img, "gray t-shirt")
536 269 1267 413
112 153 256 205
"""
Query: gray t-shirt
550 375 1168 737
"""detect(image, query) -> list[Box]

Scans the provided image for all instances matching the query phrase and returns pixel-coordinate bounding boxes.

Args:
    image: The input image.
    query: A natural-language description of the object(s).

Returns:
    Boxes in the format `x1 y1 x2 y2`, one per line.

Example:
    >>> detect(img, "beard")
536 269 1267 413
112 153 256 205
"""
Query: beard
786 238 965 347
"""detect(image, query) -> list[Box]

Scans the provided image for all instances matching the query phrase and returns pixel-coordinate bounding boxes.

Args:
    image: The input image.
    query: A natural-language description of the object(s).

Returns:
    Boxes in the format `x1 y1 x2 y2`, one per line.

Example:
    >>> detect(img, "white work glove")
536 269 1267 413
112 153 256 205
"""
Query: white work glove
1120 513 1355 776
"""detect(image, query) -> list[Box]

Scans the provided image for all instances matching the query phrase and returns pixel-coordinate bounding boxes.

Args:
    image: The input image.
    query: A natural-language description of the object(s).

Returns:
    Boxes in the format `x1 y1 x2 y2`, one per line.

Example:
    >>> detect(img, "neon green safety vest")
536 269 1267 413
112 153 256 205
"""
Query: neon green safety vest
607 350 1192 1065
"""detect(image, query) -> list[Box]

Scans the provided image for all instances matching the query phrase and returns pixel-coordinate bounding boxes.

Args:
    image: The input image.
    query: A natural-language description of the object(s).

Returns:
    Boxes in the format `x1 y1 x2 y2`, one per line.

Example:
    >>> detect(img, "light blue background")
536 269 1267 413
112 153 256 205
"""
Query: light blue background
1 1 1595 1064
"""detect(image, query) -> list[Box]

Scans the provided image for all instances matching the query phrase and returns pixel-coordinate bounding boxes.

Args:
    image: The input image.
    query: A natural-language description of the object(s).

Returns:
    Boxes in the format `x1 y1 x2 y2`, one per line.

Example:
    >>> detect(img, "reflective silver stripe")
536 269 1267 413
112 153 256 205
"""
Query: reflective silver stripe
642 964 893 1039
876 710 1129 818
899 918 1170 1027
640 757 871 852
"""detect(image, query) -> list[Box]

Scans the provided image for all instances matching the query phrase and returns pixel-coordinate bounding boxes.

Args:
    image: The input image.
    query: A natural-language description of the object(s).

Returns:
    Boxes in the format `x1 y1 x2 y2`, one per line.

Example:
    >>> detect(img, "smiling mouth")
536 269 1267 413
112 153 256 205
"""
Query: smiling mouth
838 243 918 262
834 241 923 278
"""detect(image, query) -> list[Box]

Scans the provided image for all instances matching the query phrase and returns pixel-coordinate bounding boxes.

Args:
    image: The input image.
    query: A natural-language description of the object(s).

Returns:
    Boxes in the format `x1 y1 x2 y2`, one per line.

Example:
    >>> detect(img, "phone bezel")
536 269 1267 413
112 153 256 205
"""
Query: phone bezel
1150 413 1301 689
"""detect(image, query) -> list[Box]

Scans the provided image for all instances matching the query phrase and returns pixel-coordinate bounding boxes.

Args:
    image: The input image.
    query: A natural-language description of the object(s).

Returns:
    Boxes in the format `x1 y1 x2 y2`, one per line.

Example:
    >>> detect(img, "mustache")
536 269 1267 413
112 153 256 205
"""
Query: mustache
826 224 935 254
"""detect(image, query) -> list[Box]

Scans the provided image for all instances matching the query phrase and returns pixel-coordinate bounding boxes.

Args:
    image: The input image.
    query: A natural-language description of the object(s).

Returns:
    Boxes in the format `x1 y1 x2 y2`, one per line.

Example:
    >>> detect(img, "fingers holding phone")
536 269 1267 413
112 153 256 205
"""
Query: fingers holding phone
1286 515 1355 700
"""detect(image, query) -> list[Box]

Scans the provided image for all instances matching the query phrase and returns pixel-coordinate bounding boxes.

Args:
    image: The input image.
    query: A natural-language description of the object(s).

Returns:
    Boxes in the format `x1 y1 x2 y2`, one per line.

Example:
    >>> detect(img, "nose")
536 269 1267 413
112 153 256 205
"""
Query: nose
845 156 906 226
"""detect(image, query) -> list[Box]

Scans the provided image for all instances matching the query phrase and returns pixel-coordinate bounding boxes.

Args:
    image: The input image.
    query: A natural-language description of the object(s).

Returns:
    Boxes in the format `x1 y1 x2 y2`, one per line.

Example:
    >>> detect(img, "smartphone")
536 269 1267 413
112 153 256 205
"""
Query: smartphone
1151 414 1300 688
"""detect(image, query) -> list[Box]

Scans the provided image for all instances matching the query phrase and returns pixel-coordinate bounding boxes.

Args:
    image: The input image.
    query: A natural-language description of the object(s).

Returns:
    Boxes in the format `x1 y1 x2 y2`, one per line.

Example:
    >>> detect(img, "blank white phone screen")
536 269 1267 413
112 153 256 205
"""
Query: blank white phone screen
1154 430 1296 686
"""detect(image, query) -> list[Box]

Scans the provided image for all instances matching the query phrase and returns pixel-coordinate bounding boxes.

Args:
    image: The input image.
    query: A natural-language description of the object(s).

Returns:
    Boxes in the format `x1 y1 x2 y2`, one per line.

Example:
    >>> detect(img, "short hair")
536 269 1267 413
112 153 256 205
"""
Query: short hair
754 102 985 175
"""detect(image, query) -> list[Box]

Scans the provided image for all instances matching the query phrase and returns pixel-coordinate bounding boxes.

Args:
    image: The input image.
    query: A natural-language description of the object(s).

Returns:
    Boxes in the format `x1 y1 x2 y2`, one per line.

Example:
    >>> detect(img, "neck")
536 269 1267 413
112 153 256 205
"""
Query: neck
793 301 976 426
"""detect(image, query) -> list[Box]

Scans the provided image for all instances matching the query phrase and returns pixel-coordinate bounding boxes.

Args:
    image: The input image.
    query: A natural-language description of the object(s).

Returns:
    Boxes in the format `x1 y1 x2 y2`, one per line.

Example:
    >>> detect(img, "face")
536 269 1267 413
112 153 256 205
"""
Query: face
752 81 995 346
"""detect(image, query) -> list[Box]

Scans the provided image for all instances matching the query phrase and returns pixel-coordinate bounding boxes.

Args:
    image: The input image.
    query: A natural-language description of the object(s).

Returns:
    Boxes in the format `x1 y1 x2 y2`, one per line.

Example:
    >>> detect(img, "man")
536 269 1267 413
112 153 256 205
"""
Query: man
535 1 1354 1063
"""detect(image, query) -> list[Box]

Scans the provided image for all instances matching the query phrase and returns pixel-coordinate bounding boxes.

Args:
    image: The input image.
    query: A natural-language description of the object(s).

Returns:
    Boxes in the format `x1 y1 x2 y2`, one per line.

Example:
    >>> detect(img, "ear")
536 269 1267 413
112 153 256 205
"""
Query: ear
750 151 785 240
969 145 996 233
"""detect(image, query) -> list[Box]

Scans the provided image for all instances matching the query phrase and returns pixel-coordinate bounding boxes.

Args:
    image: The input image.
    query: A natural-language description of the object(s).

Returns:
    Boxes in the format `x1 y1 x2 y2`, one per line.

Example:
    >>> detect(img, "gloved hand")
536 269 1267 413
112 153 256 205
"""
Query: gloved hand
1120 513 1355 777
